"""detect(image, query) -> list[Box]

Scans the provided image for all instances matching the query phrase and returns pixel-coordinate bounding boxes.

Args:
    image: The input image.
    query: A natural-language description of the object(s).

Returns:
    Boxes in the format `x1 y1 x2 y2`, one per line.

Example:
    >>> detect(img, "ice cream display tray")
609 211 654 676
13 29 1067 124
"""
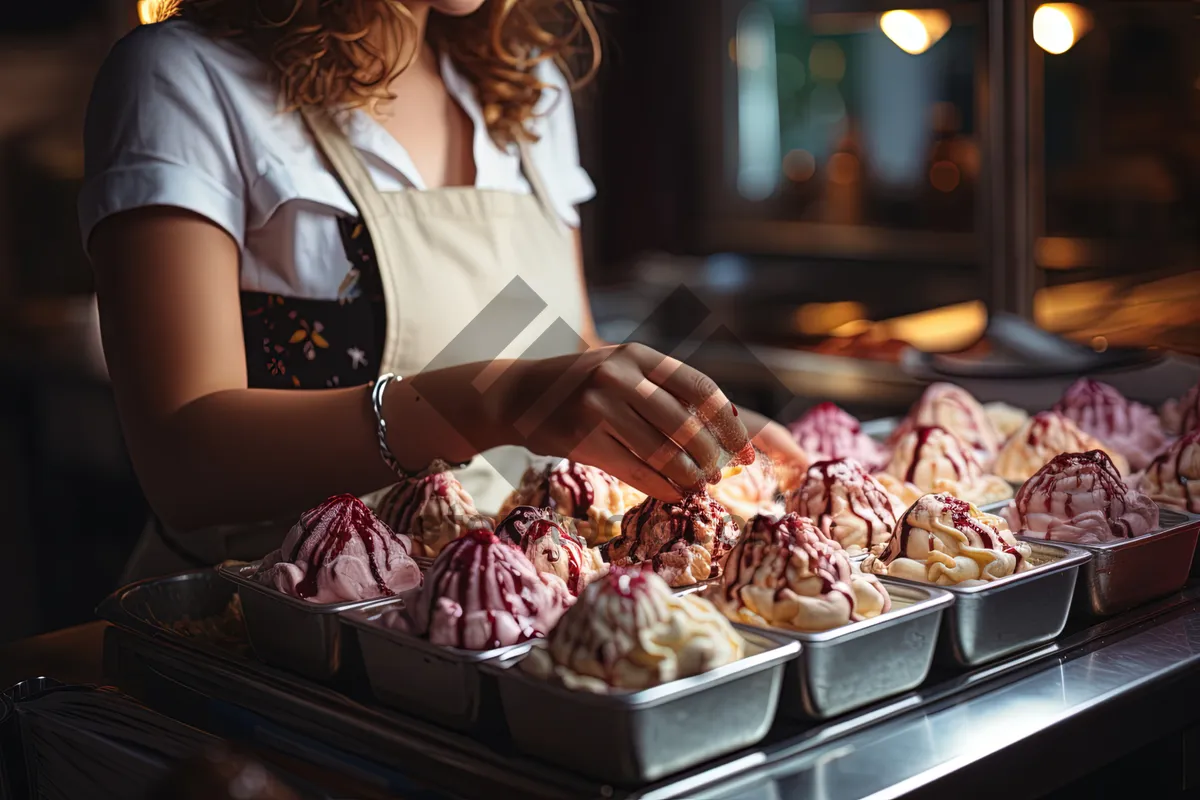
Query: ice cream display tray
978 499 1012 515
760 580 954 721
99 568 1200 798
217 561 381 681
883 542 1091 668
482 630 799 785
339 600 531 733
670 577 721 596
1031 507 1200 618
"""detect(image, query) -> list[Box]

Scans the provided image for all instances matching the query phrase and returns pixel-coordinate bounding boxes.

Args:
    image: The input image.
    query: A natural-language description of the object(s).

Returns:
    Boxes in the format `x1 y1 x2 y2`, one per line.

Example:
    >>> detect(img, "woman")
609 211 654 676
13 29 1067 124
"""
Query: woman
81 0 802 580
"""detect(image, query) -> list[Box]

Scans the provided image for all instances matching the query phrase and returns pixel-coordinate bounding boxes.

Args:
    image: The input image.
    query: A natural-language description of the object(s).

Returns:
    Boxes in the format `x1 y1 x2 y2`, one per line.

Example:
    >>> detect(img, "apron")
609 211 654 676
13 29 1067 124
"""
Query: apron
120 106 586 582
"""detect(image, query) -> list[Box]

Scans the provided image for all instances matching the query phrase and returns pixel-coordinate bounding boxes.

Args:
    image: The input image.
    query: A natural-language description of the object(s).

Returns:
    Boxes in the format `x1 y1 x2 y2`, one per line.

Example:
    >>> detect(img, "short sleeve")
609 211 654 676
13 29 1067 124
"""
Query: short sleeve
78 23 247 250
530 60 597 228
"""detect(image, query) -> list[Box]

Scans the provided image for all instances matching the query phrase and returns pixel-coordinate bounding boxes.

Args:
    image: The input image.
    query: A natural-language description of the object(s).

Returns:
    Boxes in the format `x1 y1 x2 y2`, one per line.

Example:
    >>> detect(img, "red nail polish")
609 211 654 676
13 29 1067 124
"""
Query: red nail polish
732 404 739 417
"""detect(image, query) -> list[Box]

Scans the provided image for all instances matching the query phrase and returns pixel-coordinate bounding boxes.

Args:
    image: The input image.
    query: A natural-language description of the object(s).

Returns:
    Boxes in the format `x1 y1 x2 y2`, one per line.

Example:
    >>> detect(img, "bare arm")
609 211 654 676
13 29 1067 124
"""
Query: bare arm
92 209 750 532
91 208 505 531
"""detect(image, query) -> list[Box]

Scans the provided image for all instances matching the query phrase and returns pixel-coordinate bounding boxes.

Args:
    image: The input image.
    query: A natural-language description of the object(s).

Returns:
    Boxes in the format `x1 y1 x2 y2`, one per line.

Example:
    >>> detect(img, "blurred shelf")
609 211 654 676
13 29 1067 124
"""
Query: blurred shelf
702 220 977 264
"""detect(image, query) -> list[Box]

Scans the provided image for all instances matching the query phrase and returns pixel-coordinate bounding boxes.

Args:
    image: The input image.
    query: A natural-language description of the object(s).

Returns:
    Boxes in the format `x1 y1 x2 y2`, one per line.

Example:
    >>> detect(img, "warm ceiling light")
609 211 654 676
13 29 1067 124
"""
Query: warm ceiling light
1033 3 1093 55
879 10 952 55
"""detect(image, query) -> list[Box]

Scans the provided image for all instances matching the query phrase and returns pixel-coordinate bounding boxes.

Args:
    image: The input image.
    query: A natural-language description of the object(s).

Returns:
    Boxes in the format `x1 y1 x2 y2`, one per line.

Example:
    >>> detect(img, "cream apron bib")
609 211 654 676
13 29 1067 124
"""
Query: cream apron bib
121 108 586 582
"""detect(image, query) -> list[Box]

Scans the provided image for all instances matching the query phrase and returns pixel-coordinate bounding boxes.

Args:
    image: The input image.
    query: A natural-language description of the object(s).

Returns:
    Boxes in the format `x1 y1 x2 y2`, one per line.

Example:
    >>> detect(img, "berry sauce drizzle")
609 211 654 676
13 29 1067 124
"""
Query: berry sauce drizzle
432 529 544 650
290 495 403 600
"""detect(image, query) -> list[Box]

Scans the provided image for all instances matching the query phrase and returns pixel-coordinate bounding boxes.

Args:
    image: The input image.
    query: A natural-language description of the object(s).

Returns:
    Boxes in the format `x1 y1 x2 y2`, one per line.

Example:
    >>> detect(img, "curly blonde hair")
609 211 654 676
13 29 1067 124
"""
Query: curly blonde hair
156 0 600 144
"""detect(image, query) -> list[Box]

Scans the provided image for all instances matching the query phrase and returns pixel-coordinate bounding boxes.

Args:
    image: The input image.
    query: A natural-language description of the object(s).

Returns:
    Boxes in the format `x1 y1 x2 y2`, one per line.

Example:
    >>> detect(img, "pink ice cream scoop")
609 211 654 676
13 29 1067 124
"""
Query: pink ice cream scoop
1138 430 1200 514
494 506 606 596
1053 378 1167 472
715 513 891 633
255 494 422 604
784 458 905 555
404 528 574 650
604 493 741 587
1160 381 1200 436
889 383 1002 466
788 402 887 472
375 471 491 557
1004 450 1160 544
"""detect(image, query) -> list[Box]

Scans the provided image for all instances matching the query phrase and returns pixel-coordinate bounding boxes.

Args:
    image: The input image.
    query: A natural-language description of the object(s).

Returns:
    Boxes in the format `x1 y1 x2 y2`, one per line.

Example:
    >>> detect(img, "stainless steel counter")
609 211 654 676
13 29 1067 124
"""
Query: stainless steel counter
100 571 1200 800
680 589 1200 800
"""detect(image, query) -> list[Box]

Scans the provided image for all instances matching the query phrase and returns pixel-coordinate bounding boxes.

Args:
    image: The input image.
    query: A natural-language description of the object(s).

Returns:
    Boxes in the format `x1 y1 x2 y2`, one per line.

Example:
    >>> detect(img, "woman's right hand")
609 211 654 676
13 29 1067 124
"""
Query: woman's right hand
488 343 752 501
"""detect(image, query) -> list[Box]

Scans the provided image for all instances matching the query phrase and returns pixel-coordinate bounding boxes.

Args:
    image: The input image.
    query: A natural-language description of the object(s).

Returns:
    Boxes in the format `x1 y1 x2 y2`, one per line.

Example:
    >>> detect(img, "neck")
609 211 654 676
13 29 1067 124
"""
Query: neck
402 1 433 42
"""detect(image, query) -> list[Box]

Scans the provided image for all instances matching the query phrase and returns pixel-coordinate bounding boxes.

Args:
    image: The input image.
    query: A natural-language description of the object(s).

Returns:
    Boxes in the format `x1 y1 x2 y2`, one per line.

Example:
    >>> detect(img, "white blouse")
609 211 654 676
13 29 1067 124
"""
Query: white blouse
78 20 596 300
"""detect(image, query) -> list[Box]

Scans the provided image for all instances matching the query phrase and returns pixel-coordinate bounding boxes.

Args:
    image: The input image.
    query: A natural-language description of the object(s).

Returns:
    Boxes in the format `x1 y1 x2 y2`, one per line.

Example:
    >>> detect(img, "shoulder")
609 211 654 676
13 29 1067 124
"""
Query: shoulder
88 20 275 136
95 19 263 89
81 21 279 247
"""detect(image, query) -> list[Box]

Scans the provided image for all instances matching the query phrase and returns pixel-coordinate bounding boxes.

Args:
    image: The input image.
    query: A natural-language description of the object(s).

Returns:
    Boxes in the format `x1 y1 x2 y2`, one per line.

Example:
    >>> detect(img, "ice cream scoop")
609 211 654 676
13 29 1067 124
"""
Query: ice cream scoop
255 495 422 603
494 506 606 595
994 411 1130 483
521 568 745 692
1003 450 1159 544
1138 430 1200 514
1160 381 1200 436
788 402 886 471
878 425 1013 507
376 471 491 557
891 383 1002 465
862 493 1032 586
1053 378 1167 471
707 451 783 524
401 528 574 650
984 402 1029 442
715 513 891 633
498 459 645 546
784 458 904 555
604 494 741 587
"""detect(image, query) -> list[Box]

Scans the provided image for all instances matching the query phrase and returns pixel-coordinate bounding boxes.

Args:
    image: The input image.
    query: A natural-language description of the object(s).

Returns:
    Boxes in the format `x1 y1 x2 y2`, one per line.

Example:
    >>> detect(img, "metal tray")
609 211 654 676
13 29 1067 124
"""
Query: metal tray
217 561 382 681
881 542 1090 668
1021 507 1200 618
670 577 721 596
762 580 954 721
3 678 68 702
860 416 900 443
98 568 1200 798
482 629 799 786
340 600 530 733
979 499 1013 516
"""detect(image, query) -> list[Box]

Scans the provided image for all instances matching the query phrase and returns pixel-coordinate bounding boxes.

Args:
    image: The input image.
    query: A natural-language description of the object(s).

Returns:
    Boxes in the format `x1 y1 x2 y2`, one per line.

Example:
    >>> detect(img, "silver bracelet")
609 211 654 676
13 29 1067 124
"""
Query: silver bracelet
371 372 472 481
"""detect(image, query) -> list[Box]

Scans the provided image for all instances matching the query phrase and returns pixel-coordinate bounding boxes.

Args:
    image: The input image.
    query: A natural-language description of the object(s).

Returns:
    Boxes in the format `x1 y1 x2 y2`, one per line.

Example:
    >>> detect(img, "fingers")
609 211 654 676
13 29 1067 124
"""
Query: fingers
572 428 682 502
752 418 808 466
751 419 810 493
624 378 724 482
626 347 750 459
601 404 709 493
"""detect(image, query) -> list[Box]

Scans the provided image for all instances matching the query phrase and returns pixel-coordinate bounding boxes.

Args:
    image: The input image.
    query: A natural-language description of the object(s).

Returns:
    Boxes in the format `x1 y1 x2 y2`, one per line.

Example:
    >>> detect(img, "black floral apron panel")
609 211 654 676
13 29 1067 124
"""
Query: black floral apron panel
240 215 386 390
